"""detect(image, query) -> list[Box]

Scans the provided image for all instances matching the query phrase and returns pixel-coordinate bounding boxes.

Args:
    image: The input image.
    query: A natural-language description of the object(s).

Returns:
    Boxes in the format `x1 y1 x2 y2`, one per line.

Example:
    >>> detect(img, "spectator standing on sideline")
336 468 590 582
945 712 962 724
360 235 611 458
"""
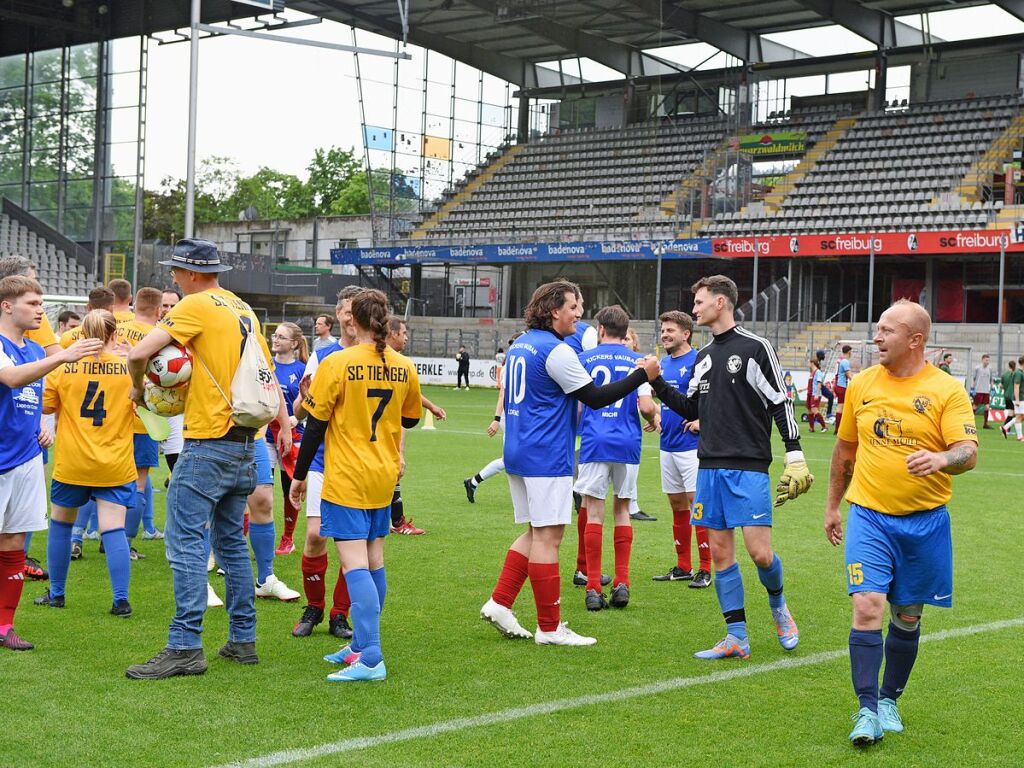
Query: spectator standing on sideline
971 354 993 429
937 353 953 375
455 344 471 390
312 315 337 352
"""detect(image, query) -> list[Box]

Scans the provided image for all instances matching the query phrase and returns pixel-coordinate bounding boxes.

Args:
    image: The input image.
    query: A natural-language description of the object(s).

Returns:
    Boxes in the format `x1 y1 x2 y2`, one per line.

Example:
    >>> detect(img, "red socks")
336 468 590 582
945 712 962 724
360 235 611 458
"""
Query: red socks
301 553 327 610
331 565 351 618
673 509 692 571
491 549 529 609
0 549 26 630
834 412 843 433
528 561 561 632
575 507 588 573
282 496 298 540
695 525 712 572
584 522 603 591
242 508 250 538
613 525 632 587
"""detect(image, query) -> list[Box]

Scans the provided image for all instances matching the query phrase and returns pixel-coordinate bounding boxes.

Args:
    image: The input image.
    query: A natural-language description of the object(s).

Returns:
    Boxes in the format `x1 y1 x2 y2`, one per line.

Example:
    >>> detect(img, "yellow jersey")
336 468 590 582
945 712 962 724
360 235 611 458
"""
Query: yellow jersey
838 362 978 514
121 319 154 435
59 326 83 348
43 352 136 487
157 288 273 439
25 314 57 349
114 310 136 327
304 344 422 508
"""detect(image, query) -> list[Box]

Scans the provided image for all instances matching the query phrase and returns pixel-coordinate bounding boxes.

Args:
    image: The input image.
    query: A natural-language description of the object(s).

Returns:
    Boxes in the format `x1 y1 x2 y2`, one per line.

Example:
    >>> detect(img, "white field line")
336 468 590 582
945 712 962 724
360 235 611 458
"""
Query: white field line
213 617 1024 768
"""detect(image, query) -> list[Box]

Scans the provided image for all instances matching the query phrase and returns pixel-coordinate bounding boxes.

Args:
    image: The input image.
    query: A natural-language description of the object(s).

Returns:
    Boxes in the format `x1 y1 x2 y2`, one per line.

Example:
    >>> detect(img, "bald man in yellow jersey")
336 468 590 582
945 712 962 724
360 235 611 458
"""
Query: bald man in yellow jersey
125 239 291 680
825 299 978 746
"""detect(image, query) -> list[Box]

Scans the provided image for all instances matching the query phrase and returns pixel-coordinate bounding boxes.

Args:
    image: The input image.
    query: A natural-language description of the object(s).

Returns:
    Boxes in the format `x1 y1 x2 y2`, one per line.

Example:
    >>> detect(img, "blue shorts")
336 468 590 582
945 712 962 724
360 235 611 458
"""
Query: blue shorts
133 433 160 468
845 503 953 608
320 500 391 541
692 468 772 529
51 480 136 509
253 437 273 486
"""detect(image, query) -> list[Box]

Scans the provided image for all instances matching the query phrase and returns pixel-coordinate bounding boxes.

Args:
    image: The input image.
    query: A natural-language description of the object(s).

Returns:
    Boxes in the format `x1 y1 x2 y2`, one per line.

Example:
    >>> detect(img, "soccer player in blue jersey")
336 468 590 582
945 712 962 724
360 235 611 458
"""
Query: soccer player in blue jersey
651 311 711 588
574 305 658 610
0 276 101 650
650 275 811 660
834 344 854 433
481 281 660 646
270 322 308 555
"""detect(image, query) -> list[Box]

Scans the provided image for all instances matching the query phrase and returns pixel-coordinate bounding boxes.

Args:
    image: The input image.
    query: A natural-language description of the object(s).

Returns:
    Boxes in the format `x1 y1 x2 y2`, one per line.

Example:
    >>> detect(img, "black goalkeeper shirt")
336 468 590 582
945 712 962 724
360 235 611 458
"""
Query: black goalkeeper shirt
652 325 801 474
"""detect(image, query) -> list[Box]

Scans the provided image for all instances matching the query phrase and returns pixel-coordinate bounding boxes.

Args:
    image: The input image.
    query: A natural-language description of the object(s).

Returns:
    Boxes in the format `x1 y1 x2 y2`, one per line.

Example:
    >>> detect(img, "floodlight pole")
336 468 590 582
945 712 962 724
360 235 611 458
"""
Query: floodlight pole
997 241 1006 366
866 245 876 339
751 236 759 332
653 243 664 331
184 0 201 239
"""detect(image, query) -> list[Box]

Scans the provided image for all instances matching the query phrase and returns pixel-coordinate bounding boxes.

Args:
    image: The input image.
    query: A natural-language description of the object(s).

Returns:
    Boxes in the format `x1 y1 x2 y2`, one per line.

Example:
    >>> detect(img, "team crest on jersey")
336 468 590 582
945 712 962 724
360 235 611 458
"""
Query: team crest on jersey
727 355 742 374
873 417 903 439
912 396 930 413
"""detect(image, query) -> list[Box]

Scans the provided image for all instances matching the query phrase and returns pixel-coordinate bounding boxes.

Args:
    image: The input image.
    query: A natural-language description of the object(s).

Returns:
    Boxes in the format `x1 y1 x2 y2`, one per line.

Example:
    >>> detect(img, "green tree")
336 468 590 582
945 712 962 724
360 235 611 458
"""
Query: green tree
305 146 361 216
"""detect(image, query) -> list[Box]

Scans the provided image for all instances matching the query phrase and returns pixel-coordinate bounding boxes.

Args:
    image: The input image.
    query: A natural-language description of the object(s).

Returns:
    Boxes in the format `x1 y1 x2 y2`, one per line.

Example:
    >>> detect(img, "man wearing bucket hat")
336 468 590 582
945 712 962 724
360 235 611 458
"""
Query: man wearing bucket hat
125 239 292 679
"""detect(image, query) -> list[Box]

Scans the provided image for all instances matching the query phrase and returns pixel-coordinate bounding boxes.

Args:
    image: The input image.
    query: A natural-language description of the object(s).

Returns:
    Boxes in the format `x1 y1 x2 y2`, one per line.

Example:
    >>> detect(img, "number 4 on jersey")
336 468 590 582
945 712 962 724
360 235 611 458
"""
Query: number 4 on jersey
80 380 107 427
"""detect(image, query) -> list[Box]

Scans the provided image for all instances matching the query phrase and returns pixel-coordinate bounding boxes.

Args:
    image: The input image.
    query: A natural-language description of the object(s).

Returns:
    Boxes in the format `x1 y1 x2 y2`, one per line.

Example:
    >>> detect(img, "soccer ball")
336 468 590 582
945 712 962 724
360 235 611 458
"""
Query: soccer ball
147 343 192 388
143 382 186 417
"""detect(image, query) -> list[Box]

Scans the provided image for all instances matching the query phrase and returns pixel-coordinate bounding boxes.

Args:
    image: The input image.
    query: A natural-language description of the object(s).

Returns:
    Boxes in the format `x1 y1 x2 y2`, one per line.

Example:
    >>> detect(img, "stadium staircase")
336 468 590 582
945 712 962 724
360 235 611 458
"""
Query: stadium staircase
658 134 735 217
759 117 858 212
410 145 525 240
988 203 1024 231
952 112 1024 205
776 322 852 369
1 197 93 296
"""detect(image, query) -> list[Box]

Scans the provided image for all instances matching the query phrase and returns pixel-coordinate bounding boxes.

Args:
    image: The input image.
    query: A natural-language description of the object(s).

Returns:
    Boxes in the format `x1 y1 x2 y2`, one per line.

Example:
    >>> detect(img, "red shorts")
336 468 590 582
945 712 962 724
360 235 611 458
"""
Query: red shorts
835 385 847 404
973 392 990 407
806 396 821 409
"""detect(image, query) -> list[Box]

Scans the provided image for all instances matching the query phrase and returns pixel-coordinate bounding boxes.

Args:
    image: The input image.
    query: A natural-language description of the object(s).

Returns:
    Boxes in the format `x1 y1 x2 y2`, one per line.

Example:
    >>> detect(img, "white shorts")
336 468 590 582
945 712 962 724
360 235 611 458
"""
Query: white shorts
266 437 281 469
305 470 324 518
0 454 48 534
160 415 184 455
1015 402 1024 416
508 474 573 527
573 462 639 501
661 450 698 494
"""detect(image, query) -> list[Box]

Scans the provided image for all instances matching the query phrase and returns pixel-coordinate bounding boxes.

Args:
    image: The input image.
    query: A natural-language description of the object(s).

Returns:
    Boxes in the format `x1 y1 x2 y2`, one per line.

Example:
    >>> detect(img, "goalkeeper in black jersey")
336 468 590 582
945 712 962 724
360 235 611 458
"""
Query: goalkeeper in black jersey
648 275 813 659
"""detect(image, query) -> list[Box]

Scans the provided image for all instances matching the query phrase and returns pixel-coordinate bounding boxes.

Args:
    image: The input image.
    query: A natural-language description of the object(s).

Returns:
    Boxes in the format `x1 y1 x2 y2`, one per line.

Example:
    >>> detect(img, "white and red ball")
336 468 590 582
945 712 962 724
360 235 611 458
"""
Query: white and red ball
146 343 192 389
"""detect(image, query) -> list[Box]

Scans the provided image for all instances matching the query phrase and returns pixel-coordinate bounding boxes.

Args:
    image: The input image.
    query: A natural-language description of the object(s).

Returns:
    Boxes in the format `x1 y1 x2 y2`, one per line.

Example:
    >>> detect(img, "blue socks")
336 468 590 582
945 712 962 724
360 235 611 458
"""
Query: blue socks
879 622 920 701
849 628 884 712
71 500 97 545
714 562 747 641
142 477 155 534
345 568 382 667
125 488 144 541
23 531 32 554
248 521 276 584
370 566 387 612
47 519 73 597
756 554 786 610
100 528 131 602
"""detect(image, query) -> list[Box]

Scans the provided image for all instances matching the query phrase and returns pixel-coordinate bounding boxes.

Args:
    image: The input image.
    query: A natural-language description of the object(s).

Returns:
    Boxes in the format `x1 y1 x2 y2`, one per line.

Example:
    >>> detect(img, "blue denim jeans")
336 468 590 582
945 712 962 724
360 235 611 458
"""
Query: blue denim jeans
165 437 257 650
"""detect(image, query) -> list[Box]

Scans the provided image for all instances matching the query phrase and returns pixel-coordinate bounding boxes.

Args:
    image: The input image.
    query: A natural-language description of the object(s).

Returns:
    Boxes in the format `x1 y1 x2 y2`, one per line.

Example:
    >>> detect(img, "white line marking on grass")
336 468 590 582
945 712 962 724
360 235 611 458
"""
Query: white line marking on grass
214 617 1024 768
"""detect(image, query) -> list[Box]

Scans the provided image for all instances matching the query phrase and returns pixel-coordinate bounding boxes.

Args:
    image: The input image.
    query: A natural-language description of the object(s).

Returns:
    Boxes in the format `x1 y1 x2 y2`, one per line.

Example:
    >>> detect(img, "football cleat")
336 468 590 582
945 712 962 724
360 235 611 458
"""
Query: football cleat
772 605 800 651
391 518 425 535
480 598 533 639
275 536 295 556
652 566 693 582
324 644 362 666
0 627 34 651
463 478 476 503
207 582 224 608
1001 425 1009 439
689 570 712 589
694 634 750 660
70 543 83 561
329 613 354 639
629 510 657 521
585 589 608 611
34 591 65 608
142 529 164 540
84 530 101 541
849 708 884 746
877 698 904 733
609 583 630 608
327 660 386 682
255 574 301 602
110 599 133 618
535 622 597 647
129 547 145 561
573 570 611 587
292 605 324 637
23 556 48 581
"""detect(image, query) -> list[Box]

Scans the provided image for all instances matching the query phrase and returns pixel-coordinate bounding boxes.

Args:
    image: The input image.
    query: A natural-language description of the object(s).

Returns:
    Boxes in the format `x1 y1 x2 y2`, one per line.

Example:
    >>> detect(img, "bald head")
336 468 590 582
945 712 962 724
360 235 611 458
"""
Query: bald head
875 299 932 373
884 298 931 339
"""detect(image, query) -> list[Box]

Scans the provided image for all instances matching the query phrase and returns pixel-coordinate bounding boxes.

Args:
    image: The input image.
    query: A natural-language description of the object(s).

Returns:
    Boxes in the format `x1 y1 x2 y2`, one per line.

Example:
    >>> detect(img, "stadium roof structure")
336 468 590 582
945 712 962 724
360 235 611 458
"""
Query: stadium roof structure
0 1 1020 86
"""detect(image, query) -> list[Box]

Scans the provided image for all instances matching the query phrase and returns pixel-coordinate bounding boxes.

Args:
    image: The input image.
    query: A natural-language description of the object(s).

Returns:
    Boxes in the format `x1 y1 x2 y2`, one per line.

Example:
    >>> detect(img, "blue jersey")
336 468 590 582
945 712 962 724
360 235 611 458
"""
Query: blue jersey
0 335 45 472
837 358 851 388
659 349 699 453
274 358 306 437
310 341 343 473
577 344 646 465
503 329 592 477
812 369 824 398
564 321 598 355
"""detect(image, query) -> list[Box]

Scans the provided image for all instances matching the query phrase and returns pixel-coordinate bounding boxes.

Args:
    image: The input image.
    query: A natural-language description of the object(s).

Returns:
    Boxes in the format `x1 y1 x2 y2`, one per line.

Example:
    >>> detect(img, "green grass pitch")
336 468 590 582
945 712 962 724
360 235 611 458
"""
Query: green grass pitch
5 386 1023 767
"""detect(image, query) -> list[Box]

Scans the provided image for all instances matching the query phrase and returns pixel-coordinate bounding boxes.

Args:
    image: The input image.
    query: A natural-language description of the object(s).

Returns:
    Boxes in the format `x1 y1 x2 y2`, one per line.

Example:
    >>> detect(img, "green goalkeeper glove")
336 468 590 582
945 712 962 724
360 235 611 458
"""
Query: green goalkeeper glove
775 450 814 507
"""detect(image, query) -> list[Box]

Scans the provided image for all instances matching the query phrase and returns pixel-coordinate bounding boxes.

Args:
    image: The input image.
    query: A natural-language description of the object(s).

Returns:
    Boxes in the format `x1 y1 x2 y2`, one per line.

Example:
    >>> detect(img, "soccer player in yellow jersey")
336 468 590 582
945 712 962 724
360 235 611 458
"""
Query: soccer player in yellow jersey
60 286 115 348
824 299 978 746
291 289 422 682
36 310 138 618
125 239 292 680
107 278 135 327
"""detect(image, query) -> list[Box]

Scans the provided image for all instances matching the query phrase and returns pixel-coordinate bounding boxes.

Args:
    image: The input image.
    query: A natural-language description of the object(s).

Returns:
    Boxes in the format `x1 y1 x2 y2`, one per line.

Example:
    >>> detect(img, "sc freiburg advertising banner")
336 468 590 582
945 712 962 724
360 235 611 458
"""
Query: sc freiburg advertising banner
709 230 1019 258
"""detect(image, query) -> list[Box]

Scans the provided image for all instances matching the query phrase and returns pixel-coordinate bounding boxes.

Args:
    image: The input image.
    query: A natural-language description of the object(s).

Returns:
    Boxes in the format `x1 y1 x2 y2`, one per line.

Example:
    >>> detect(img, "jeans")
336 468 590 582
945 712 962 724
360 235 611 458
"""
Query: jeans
164 437 256 650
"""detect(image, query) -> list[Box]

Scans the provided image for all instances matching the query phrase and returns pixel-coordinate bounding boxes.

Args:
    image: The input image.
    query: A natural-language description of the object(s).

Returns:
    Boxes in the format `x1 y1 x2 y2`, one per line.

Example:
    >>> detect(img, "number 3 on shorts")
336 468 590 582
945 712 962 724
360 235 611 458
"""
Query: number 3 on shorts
692 502 703 521
847 562 864 586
